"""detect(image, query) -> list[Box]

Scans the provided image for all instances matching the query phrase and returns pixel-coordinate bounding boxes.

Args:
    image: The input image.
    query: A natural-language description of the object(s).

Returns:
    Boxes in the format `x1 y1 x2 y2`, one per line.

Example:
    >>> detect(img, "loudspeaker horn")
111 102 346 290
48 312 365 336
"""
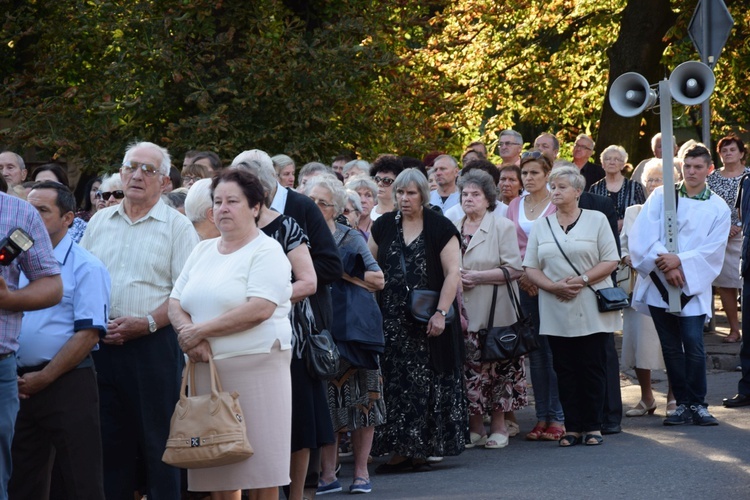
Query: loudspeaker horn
609 72 657 117
669 61 715 106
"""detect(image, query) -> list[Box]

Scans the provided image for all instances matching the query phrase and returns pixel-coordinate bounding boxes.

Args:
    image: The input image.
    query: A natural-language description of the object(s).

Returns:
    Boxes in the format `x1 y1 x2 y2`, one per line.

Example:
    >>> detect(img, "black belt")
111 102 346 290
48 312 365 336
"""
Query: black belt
0 352 13 361
17 355 93 376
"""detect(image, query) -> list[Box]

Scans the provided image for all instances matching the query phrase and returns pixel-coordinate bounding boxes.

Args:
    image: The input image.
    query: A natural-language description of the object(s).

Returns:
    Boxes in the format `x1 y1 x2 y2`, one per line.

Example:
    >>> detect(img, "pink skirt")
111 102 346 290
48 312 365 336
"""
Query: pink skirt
188 342 292 491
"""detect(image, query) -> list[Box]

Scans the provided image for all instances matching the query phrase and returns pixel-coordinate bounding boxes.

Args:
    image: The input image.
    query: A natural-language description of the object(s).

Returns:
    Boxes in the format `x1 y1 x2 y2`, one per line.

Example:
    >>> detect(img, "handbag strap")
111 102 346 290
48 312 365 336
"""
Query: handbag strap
501 266 524 322
545 217 596 294
486 283 499 328
396 212 412 293
182 357 223 399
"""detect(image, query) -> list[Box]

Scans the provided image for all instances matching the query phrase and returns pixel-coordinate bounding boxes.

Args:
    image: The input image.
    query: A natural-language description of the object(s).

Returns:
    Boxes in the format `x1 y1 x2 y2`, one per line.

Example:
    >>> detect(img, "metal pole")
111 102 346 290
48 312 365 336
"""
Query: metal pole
658 79 682 313
701 0 712 148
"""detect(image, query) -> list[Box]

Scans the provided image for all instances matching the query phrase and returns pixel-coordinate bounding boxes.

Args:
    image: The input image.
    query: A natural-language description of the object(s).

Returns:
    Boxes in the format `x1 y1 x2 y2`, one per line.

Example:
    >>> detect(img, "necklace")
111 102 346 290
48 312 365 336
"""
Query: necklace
526 193 550 213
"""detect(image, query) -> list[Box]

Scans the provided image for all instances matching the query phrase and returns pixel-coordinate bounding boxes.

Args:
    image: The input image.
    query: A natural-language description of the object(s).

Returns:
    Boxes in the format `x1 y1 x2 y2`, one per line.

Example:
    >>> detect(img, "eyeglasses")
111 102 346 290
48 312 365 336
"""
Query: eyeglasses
102 190 125 201
645 178 663 184
121 160 161 177
182 175 202 183
574 143 593 151
498 141 521 147
373 176 395 186
521 151 544 161
342 208 359 215
602 156 624 163
310 197 334 209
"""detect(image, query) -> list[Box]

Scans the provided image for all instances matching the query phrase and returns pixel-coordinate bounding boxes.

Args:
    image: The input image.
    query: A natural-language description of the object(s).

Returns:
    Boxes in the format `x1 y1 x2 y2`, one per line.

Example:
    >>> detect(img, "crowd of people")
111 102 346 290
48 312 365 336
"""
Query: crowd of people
0 129 749 500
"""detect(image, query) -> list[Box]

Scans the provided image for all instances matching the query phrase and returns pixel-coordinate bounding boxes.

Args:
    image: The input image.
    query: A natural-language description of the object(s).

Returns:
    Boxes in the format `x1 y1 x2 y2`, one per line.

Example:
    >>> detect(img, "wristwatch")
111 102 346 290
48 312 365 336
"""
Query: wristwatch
436 308 448 317
581 274 590 284
146 314 158 334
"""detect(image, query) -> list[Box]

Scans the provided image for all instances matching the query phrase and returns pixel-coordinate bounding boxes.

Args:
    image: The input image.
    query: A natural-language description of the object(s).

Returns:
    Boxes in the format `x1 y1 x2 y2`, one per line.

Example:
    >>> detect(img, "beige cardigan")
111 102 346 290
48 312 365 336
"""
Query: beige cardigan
455 210 523 332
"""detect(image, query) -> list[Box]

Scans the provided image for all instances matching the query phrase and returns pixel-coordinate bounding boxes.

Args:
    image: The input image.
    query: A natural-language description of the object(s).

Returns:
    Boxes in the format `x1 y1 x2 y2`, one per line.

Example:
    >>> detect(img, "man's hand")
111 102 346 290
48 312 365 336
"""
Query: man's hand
186 340 212 363
17 371 52 400
104 316 149 345
178 323 204 352
664 268 686 288
655 253 681 273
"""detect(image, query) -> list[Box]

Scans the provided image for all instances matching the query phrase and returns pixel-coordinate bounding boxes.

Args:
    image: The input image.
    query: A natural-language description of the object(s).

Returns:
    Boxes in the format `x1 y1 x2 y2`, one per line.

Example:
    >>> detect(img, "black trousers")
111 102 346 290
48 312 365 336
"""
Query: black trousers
94 327 183 500
9 366 104 500
602 333 623 427
548 333 609 434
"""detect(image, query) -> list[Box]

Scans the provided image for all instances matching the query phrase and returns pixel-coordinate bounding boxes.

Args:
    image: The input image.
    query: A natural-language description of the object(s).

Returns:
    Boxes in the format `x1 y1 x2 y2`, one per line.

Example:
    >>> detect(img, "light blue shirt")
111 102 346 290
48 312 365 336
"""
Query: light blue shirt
17 233 111 367
429 189 460 213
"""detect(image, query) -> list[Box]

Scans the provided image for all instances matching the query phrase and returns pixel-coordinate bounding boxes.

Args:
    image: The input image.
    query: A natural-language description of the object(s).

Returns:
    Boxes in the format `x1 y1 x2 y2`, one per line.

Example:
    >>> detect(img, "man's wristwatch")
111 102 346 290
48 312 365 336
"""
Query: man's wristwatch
581 274 590 284
436 308 448 317
146 314 158 334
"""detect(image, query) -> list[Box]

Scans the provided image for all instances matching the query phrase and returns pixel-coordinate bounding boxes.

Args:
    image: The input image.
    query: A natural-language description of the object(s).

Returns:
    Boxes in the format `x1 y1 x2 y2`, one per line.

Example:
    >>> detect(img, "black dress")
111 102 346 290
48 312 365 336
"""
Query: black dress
371 211 466 459
261 214 334 451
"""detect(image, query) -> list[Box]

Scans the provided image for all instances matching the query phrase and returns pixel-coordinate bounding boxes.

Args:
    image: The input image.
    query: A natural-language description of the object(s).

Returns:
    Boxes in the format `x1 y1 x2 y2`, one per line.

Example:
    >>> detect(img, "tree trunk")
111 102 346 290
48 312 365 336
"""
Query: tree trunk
597 0 678 167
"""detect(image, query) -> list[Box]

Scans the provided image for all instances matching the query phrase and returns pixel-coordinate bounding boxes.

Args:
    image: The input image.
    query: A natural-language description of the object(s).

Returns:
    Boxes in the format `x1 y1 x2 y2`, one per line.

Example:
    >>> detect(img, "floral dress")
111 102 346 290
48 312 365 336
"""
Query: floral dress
372 233 466 459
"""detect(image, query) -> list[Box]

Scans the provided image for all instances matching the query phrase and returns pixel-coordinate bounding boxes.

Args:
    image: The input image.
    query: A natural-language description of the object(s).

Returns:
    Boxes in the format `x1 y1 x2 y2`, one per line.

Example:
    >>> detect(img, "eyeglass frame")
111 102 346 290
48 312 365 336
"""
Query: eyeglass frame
121 160 162 177
373 175 395 186
498 141 522 147
309 197 335 209
101 190 125 201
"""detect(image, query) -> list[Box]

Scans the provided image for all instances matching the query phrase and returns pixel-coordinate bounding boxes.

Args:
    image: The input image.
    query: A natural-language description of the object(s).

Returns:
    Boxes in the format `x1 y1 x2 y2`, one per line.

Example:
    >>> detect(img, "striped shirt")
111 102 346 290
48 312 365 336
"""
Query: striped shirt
80 199 199 318
0 192 60 354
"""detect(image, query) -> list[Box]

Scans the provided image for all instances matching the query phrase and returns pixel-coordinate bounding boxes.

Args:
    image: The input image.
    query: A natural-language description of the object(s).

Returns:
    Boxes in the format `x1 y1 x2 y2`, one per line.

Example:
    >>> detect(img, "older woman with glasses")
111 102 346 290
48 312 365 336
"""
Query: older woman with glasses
346 175 379 240
506 150 565 442
369 155 403 221
589 145 645 232
524 166 621 447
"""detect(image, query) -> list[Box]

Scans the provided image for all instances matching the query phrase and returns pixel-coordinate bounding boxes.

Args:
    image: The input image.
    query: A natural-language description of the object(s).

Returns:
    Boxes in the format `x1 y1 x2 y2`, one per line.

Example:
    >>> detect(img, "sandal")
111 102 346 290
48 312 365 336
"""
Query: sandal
465 432 488 448
484 432 509 449
525 423 547 441
584 434 604 446
540 424 565 441
723 331 742 343
559 434 581 447
506 420 520 437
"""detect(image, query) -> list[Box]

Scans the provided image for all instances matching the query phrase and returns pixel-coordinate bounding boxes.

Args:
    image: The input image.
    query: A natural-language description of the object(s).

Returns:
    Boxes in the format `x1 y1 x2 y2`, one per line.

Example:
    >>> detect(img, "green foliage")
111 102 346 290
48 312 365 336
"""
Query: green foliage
0 0 747 172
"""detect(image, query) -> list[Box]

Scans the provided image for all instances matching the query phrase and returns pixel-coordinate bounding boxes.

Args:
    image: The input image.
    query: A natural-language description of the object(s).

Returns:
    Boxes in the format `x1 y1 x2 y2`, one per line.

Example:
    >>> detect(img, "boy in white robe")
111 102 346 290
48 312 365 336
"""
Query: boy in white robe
629 144 730 426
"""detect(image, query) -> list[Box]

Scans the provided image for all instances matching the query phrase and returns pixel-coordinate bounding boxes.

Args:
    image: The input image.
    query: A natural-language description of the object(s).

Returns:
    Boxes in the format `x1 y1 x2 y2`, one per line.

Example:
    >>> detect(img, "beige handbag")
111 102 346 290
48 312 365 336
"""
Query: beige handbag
162 357 254 469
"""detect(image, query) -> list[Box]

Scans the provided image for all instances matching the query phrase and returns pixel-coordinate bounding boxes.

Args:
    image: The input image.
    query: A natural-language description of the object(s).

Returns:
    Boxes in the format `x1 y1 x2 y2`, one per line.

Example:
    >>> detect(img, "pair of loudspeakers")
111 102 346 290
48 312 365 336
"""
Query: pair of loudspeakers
609 61 715 117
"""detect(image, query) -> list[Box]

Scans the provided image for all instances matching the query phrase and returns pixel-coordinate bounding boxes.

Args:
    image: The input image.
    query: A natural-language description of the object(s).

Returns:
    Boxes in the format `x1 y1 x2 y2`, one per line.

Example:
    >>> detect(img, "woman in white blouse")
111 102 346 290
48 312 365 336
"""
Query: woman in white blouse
523 166 621 447
169 169 294 500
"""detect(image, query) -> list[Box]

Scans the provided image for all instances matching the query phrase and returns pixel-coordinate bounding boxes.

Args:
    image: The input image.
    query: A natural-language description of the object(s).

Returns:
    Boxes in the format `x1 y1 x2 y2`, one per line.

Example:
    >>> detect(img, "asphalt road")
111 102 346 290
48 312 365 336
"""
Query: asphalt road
331 368 749 500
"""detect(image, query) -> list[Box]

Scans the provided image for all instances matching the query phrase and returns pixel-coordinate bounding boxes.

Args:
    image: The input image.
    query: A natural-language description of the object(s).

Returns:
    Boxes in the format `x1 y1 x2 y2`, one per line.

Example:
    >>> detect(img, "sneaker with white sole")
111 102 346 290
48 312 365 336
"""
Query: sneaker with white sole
317 479 342 495
663 404 693 426
690 404 719 426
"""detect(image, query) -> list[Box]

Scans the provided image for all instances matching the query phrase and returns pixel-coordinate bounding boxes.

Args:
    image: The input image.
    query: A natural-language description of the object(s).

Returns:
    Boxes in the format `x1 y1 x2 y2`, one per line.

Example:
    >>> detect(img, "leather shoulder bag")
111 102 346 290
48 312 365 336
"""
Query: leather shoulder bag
162 357 254 469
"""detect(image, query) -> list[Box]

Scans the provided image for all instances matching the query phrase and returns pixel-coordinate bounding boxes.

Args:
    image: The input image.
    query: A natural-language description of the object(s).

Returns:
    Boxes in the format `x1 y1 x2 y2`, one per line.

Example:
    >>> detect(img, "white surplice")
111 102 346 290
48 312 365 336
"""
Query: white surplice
628 185 731 317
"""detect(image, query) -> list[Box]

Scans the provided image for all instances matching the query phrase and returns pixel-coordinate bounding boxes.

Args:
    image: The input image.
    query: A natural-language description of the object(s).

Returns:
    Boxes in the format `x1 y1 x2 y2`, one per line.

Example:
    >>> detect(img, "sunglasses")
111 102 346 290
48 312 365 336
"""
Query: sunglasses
373 176 395 186
521 151 544 161
101 190 125 201
342 208 359 215
121 160 161 177
498 141 521 147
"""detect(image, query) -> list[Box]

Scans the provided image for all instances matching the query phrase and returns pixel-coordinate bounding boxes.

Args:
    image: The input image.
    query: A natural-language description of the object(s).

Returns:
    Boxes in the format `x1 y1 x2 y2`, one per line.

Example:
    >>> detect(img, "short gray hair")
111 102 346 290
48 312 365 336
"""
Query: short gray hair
433 154 459 169
0 151 25 170
100 173 123 192
271 154 295 175
393 168 430 208
576 133 595 150
600 144 628 164
305 174 347 215
233 157 277 206
345 174 378 199
184 178 214 222
299 162 330 179
123 141 172 176
499 129 523 145
231 149 274 173
548 166 585 192
343 159 370 176
457 169 498 211
345 189 363 213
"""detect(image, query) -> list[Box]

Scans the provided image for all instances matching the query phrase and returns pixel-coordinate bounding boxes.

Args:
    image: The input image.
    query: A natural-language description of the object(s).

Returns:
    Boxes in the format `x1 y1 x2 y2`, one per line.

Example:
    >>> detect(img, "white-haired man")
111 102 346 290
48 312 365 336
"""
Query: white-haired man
80 141 199 500
0 151 27 189
497 130 524 167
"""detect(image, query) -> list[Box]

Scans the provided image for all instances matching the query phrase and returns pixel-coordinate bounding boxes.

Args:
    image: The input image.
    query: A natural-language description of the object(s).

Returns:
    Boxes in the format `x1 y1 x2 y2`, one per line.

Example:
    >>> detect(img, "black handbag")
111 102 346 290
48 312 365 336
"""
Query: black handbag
397 218 455 323
300 313 340 380
478 267 539 362
545 217 629 312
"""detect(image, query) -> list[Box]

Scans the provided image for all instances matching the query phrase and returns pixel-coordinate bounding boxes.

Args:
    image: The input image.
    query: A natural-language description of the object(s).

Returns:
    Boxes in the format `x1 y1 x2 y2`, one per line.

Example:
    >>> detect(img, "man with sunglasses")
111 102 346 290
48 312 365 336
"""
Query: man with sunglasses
80 141 199 500
571 134 605 191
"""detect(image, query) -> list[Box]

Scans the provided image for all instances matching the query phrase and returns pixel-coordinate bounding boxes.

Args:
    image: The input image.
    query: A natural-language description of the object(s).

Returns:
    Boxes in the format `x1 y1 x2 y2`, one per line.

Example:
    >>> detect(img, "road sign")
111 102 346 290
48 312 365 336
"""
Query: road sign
689 0 734 68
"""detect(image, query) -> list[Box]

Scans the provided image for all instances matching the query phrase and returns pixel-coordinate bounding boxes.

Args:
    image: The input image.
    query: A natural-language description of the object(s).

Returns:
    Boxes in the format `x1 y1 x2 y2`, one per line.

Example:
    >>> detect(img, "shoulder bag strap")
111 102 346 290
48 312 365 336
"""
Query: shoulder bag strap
501 266 524 322
395 212 411 292
545 217 595 294
486 283 499 327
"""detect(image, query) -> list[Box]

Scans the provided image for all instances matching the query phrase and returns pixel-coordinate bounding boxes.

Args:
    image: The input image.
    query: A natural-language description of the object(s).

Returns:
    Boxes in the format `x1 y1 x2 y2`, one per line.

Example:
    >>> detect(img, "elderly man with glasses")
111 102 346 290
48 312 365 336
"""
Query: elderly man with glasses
80 141 199 500
571 134 605 190
497 130 524 167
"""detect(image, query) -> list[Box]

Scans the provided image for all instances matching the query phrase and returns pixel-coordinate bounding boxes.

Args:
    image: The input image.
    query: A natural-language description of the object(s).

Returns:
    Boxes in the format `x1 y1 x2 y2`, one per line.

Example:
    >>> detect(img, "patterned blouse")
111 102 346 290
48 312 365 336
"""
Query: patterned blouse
589 177 646 220
707 168 750 226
